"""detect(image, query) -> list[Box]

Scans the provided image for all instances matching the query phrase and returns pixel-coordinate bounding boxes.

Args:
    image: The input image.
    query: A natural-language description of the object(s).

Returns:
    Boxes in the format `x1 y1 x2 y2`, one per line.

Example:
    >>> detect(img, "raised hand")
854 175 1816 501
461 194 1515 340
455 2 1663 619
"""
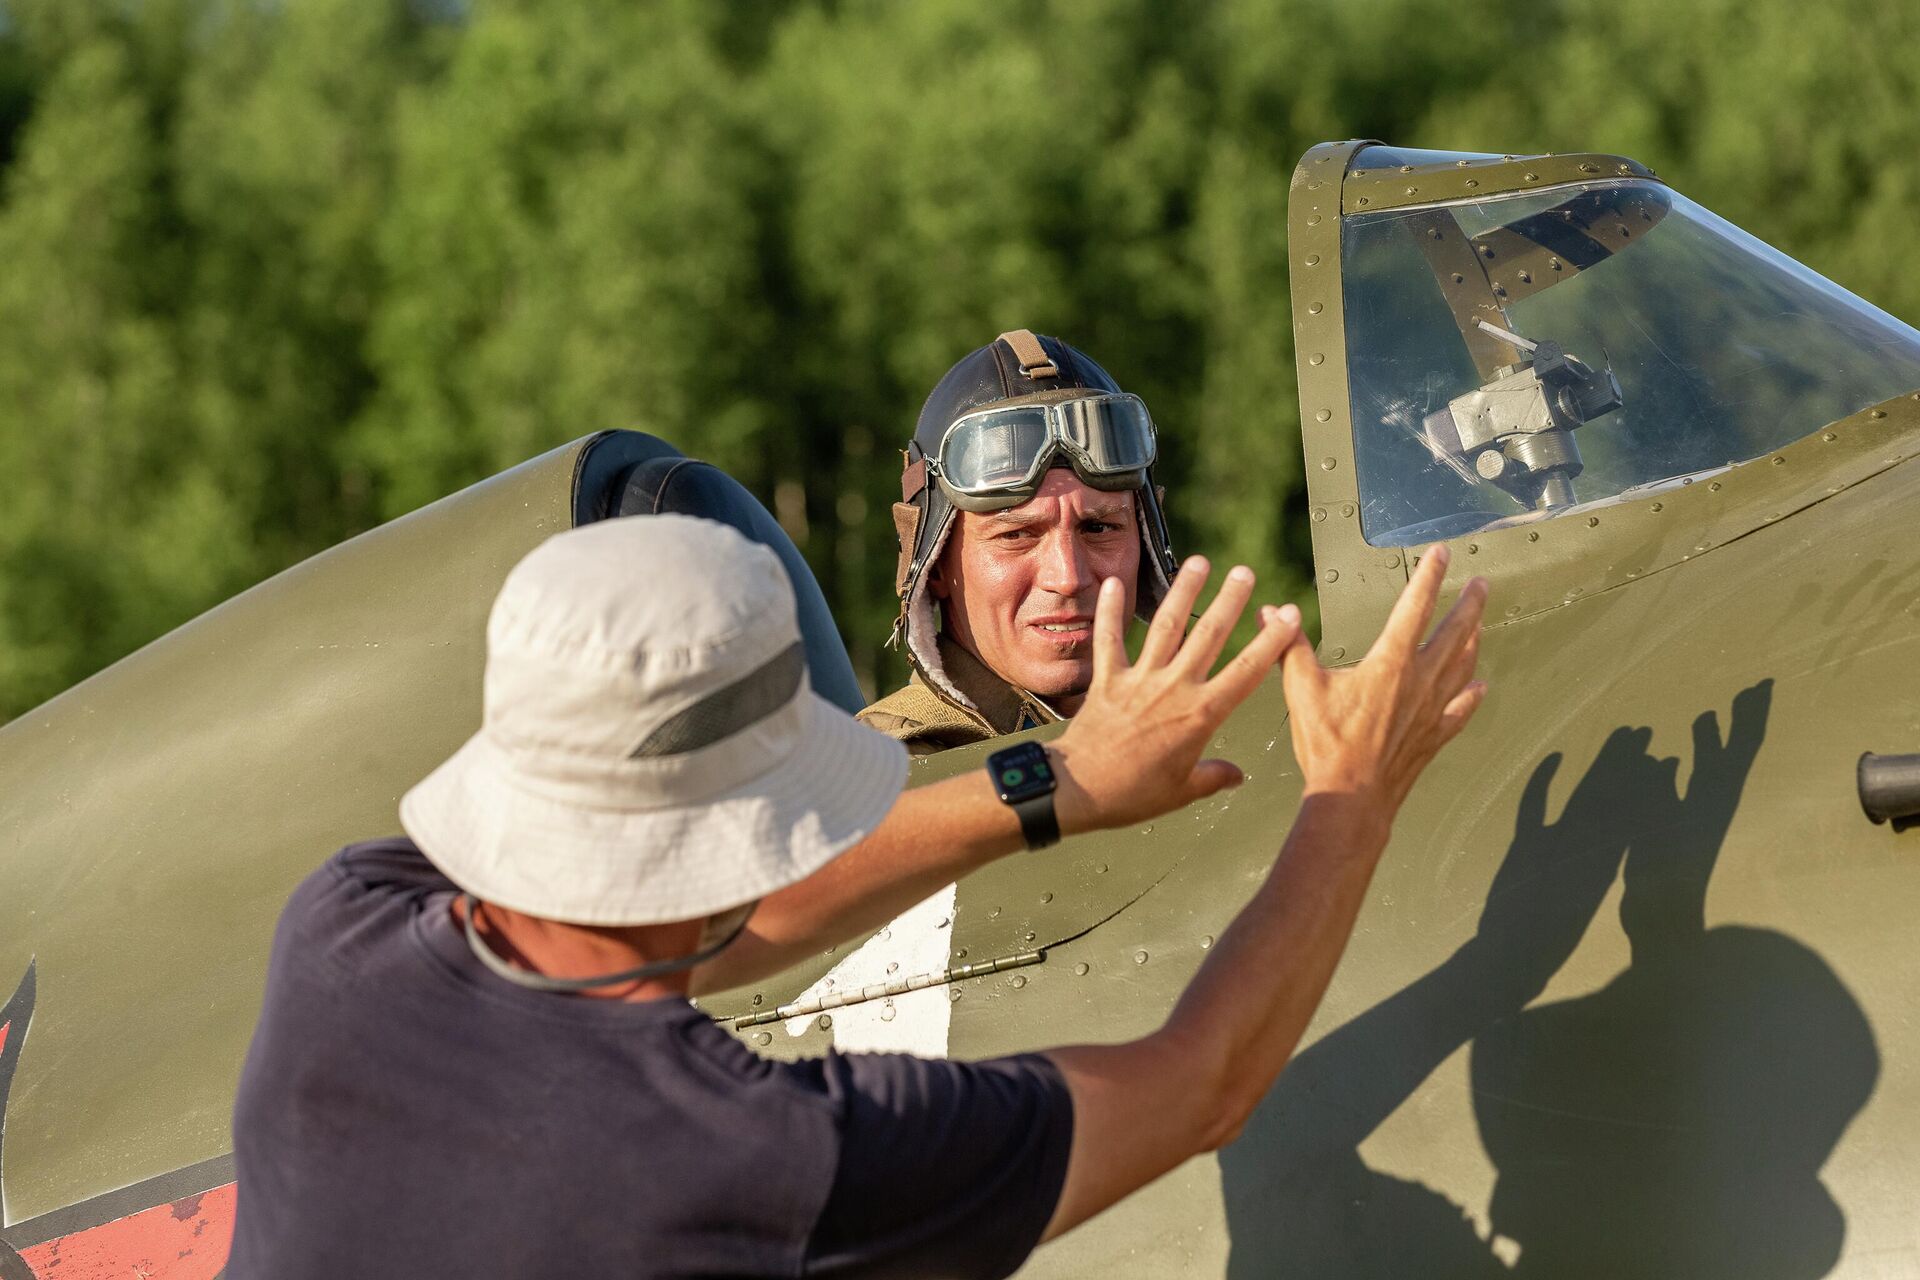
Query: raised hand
1619 678 1774 949
1052 555 1300 833
1471 728 1660 1006
1280 545 1488 821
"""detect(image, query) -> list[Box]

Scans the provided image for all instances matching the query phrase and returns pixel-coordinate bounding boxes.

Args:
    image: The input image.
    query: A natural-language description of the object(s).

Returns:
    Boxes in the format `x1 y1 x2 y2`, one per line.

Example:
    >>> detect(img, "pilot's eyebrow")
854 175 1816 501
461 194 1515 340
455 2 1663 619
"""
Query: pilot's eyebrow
981 509 1048 529
981 502 1132 529
1078 503 1132 522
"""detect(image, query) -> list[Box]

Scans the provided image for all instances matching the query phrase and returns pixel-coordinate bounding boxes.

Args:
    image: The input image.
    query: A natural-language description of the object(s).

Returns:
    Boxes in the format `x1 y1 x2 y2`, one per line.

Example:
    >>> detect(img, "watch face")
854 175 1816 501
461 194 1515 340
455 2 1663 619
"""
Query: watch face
989 742 1054 803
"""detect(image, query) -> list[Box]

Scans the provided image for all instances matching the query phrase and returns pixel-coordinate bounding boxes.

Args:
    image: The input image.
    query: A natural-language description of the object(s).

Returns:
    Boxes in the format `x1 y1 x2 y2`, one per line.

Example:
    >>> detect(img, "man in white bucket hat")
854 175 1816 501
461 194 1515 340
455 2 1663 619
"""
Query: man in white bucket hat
226 514 1486 1279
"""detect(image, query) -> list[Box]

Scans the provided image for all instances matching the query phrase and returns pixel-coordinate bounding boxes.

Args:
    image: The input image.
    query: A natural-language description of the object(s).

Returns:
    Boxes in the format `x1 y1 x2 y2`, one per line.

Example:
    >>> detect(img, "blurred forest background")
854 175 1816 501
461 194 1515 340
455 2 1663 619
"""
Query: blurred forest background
3 0 1918 718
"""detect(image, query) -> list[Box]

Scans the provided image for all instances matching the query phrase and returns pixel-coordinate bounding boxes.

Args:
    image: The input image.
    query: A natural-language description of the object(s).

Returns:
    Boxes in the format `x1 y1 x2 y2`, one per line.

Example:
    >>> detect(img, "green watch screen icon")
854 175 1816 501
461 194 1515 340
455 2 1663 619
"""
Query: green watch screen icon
1000 768 1026 788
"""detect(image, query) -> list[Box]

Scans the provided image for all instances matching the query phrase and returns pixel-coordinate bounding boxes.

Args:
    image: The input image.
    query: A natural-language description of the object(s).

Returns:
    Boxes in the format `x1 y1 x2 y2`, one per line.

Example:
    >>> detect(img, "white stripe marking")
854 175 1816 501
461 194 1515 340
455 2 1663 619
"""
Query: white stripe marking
785 883 957 1057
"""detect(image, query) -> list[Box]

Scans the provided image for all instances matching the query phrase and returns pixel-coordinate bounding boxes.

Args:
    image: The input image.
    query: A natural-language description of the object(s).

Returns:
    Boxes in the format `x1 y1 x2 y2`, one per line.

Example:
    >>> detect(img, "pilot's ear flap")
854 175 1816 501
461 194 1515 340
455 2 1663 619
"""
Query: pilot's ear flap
892 502 921 596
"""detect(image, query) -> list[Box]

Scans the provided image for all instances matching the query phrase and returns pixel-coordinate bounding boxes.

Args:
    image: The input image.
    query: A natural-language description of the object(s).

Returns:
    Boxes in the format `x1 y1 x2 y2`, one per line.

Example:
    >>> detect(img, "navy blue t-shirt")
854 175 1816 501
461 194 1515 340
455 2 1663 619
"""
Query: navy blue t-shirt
227 839 1073 1279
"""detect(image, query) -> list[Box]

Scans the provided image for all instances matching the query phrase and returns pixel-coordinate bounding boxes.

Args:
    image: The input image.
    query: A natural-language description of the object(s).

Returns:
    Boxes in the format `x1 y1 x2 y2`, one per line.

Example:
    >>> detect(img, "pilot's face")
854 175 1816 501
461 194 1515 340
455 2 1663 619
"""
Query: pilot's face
931 469 1139 716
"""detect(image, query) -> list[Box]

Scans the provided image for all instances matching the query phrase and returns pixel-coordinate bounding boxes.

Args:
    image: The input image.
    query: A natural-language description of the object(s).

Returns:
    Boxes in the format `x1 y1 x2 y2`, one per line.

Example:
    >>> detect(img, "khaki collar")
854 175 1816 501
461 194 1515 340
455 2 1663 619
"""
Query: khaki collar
927 635 1062 736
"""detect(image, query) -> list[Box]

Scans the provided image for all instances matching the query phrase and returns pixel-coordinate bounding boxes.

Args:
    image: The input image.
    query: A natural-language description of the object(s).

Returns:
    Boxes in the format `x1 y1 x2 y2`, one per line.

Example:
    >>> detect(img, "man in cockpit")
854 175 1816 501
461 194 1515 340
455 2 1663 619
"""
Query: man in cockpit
858 330 1179 754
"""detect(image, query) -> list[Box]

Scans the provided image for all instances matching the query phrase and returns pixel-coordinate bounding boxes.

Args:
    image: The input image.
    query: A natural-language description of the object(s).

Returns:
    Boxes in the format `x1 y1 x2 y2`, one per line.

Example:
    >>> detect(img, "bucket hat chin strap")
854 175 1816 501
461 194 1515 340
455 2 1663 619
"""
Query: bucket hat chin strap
461 895 753 993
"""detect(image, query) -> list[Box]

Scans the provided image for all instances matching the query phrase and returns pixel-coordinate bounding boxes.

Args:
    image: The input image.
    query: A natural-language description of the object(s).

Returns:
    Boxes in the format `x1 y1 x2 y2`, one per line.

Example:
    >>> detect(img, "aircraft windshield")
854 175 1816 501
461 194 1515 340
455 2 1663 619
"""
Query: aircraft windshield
1343 179 1920 545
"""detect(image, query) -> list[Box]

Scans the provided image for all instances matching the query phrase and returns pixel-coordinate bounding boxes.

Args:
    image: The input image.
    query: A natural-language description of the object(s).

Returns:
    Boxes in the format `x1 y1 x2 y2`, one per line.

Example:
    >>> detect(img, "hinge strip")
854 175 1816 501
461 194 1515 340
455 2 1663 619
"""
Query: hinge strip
724 950 1045 1030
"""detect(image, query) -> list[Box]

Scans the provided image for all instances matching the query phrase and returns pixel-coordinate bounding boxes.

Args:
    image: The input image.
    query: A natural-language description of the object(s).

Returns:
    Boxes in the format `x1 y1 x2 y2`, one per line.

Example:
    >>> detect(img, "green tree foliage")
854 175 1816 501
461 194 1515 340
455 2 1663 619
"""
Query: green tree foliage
0 0 441 714
1 0 1916 718
357 0 771 517
173 0 445 556
0 17 203 707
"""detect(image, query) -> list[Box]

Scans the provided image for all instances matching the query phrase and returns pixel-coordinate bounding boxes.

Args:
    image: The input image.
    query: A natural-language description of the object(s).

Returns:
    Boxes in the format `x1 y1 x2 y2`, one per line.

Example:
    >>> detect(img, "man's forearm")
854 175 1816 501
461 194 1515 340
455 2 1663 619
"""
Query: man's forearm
692 768 1028 992
1035 791 1400 1244
1163 792 1394 1129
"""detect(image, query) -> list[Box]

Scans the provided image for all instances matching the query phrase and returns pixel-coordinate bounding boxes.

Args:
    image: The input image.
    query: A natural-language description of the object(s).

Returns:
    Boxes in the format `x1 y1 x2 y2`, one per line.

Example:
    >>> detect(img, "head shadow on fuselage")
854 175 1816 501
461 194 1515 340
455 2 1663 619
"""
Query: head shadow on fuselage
1218 680 1880 1279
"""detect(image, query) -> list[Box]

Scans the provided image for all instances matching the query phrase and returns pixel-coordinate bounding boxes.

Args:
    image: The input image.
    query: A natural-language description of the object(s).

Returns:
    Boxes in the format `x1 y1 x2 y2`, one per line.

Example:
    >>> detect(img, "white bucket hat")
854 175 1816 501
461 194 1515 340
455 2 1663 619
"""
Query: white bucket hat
401 514 908 926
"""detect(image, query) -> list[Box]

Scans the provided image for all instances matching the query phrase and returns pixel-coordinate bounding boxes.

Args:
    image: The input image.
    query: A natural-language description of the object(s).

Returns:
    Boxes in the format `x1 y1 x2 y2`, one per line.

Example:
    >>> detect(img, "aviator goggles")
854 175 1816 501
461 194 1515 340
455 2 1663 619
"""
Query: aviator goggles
930 393 1158 513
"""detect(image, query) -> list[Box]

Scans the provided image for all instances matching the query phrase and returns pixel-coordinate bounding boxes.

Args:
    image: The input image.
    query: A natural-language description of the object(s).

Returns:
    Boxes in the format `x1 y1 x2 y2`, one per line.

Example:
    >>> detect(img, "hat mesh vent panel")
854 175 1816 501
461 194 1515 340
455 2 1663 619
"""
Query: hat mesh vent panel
629 643 807 758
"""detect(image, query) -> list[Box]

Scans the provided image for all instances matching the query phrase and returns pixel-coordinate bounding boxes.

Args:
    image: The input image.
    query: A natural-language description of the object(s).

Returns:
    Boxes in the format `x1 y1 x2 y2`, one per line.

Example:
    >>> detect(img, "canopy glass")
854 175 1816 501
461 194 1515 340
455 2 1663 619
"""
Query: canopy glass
1342 179 1920 545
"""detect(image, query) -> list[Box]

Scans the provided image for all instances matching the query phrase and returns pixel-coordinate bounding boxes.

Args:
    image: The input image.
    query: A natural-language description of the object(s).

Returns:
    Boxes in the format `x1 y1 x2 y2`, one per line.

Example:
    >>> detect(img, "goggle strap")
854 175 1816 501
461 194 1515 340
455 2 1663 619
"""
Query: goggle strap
997 329 1058 379
891 501 921 595
900 454 928 502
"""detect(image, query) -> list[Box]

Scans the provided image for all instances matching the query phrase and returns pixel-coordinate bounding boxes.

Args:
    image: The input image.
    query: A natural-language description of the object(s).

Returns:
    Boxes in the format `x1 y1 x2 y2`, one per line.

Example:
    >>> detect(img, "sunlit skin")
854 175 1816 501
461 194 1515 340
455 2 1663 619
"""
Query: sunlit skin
931 469 1141 715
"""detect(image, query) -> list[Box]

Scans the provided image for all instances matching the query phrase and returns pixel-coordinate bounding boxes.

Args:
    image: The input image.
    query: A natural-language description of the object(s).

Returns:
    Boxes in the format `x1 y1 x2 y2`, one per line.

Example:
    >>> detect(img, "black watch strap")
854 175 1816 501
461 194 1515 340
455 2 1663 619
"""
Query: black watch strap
1011 791 1061 851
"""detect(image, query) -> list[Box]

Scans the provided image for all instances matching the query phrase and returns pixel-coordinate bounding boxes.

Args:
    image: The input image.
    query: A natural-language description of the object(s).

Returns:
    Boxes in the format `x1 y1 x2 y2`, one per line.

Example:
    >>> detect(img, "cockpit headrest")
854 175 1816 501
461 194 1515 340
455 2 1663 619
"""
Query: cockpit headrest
578 432 868 717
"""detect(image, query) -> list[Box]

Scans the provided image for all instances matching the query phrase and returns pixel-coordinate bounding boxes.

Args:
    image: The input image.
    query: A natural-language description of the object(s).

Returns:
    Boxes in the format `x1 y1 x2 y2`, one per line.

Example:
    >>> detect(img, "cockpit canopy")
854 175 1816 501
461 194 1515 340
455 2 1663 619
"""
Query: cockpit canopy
1342 170 1920 545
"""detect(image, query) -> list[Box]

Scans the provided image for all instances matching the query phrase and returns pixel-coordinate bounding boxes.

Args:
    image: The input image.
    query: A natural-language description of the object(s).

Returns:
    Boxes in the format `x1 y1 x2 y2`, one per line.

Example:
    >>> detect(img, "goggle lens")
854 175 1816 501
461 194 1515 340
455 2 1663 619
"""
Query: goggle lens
943 409 1052 491
937 395 1156 500
1057 397 1155 472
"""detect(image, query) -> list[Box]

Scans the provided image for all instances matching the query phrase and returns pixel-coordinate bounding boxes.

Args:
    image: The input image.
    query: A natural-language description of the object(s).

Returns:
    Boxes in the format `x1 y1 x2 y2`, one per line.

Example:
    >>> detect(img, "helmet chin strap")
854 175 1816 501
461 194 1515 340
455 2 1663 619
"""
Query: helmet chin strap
462 896 754 994
1025 686 1074 718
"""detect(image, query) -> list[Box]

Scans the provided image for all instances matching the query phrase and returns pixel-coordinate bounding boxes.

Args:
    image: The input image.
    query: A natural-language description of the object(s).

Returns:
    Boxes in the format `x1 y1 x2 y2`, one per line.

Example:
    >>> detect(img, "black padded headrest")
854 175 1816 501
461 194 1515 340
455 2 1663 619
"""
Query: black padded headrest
606 449 867 716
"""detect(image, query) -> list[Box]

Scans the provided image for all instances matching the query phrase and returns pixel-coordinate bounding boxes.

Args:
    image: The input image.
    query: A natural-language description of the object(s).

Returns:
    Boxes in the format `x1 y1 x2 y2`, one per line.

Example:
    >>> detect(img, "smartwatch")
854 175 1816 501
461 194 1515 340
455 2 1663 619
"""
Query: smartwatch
987 741 1060 851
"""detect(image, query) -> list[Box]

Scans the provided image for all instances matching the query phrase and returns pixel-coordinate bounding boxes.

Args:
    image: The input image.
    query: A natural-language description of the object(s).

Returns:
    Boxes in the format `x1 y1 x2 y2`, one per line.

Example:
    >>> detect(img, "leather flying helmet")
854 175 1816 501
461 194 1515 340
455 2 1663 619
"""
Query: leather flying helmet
891 330 1177 704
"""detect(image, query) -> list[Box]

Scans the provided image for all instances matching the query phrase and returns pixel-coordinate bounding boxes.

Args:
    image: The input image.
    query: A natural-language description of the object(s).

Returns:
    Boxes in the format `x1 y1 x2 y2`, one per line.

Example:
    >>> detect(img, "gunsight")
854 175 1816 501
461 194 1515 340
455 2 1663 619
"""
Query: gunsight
1421 319 1623 511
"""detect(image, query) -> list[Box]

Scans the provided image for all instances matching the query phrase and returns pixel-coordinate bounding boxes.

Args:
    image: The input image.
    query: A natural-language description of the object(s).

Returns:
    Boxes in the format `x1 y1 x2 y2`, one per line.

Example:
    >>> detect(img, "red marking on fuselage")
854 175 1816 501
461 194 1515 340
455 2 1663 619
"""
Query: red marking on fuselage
0 1019 10 1056
14 1182 234 1279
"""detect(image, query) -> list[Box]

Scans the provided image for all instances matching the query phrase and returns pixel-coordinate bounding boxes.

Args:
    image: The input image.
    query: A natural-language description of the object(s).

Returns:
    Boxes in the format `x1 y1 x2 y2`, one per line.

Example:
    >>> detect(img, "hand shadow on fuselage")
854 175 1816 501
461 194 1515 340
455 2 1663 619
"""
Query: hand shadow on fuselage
1219 680 1880 1279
